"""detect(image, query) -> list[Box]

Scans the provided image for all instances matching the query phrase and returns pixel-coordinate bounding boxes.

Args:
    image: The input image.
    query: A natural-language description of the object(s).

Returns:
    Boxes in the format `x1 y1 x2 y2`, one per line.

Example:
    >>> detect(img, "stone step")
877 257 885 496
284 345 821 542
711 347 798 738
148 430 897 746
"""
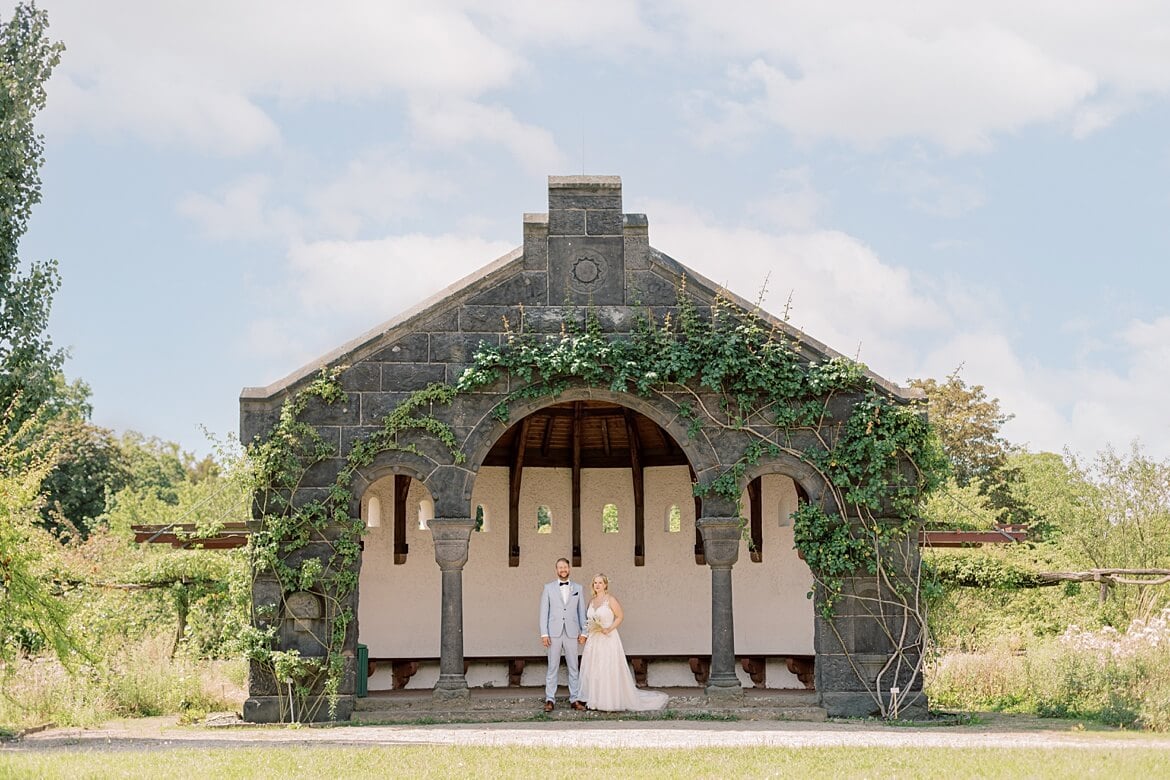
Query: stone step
353 689 819 712
351 689 826 723
351 705 827 724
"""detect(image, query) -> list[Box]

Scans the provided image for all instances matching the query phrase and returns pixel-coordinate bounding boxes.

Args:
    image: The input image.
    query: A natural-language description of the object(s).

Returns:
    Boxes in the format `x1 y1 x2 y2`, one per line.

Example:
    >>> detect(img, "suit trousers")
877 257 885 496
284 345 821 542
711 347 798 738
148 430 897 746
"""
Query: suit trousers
545 630 581 702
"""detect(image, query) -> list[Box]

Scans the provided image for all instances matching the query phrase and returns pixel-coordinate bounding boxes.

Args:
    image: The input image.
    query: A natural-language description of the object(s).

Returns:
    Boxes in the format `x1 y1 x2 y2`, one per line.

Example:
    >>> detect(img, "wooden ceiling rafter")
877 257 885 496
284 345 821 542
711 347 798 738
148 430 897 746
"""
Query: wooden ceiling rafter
482 400 690 471
508 416 531 567
624 409 646 566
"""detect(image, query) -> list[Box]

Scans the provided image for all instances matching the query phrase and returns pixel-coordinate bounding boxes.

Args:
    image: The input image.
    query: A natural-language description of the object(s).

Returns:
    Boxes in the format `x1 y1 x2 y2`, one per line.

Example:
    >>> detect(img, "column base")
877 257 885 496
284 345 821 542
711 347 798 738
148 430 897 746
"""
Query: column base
432 676 471 705
705 679 744 705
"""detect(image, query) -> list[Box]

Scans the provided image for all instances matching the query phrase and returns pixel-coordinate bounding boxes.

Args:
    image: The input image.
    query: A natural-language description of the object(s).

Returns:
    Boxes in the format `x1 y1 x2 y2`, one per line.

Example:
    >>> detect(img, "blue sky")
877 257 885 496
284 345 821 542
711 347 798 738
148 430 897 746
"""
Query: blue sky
19 1 1170 460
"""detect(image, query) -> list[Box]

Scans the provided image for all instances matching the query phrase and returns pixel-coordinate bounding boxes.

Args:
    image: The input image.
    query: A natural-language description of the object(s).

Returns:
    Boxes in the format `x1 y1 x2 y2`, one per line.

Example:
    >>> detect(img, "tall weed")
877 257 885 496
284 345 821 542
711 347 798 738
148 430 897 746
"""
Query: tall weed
0 633 245 730
928 608 1170 730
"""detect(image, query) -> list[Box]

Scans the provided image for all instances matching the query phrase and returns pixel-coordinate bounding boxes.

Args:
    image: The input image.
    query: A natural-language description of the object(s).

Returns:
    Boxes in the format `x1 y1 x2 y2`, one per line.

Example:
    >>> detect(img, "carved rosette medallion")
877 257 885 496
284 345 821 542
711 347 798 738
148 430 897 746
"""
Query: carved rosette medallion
567 249 609 294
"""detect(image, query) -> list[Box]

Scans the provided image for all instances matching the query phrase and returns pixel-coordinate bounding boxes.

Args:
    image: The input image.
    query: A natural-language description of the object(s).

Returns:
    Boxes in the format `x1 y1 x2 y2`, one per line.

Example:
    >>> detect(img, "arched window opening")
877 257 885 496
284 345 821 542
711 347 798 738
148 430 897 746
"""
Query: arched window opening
366 495 382 528
666 504 681 533
536 505 552 534
602 503 619 533
475 504 488 532
418 497 434 530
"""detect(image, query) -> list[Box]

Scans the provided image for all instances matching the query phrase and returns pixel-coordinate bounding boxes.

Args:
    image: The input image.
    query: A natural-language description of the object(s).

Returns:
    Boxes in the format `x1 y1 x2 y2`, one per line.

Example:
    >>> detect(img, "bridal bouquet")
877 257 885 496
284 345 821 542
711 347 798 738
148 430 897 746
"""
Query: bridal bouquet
586 616 605 635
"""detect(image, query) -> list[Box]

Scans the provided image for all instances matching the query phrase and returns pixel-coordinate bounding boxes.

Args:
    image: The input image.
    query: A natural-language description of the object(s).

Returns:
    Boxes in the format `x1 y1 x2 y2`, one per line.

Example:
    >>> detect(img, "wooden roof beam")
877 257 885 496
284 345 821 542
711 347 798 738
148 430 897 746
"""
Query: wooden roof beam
572 402 583 567
626 410 645 566
508 416 532 567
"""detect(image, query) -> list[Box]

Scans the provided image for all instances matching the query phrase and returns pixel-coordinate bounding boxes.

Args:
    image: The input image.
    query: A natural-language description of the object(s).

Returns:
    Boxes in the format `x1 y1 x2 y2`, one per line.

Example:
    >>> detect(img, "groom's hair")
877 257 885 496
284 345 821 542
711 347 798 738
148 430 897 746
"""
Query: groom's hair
555 557 570 567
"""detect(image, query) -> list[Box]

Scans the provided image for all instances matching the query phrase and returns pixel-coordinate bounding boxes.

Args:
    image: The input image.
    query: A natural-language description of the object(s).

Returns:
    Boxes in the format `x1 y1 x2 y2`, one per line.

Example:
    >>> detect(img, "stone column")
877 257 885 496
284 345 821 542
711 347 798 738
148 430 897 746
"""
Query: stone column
698 517 744 703
430 517 475 702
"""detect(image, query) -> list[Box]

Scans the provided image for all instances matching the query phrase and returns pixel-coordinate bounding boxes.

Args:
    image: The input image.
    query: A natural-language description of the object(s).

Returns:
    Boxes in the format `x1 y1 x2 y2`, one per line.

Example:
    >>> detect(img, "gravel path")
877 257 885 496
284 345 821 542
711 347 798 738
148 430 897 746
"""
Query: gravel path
7 715 1170 753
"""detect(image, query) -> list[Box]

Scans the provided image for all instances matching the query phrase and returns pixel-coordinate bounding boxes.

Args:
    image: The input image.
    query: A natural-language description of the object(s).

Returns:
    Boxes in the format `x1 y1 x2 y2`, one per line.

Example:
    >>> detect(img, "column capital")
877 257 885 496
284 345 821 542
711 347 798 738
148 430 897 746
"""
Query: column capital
430 517 474 570
697 517 742 569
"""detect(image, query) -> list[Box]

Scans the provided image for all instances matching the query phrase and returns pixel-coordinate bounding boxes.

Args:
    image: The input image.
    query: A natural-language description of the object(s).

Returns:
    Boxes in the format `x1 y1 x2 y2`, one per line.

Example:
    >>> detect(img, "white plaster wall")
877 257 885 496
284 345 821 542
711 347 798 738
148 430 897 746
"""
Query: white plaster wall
734 473 816 656
356 477 441 658
356 465 815 684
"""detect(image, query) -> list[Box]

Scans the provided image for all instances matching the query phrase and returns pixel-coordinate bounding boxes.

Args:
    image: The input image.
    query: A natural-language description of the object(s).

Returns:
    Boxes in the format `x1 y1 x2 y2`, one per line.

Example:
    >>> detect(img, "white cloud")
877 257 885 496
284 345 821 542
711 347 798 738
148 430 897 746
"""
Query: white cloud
903 314 1170 461
50 72 282 156
44 0 523 153
178 153 456 242
177 175 297 242
734 26 1095 152
666 2 1170 150
745 167 825 230
409 99 566 175
306 153 456 238
473 0 658 51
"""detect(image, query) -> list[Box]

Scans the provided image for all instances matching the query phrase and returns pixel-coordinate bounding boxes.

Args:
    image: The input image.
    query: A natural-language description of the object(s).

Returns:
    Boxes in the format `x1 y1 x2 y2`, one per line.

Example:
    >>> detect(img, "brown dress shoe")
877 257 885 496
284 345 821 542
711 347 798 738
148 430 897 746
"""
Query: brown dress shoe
544 700 555 713
571 701 587 711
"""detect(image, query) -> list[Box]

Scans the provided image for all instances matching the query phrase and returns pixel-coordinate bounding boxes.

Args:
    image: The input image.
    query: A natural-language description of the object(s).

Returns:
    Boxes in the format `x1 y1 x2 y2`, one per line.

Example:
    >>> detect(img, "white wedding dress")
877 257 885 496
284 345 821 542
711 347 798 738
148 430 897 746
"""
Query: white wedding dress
579 598 669 712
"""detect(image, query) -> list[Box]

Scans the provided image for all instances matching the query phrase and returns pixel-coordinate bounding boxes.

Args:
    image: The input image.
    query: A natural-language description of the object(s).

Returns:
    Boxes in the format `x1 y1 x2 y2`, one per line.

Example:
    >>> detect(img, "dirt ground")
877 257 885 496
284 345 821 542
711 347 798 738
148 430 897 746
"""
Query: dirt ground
5 713 1170 753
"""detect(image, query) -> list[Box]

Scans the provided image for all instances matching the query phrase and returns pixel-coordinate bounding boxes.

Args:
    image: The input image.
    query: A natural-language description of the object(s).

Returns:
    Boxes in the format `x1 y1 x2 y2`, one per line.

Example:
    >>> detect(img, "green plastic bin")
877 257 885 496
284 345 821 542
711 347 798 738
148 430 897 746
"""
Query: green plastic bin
356 643 369 697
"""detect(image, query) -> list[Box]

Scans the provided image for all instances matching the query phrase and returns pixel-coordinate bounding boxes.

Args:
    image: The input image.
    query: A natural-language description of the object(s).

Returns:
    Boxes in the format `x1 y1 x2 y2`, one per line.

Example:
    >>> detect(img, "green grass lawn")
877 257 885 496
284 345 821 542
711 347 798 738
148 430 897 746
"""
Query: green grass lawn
2 745 1168 779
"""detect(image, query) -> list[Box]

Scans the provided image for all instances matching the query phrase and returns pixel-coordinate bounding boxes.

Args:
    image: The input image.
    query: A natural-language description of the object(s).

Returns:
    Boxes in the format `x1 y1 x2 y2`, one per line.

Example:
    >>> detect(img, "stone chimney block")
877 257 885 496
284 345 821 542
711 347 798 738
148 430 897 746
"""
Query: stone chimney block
546 176 625 304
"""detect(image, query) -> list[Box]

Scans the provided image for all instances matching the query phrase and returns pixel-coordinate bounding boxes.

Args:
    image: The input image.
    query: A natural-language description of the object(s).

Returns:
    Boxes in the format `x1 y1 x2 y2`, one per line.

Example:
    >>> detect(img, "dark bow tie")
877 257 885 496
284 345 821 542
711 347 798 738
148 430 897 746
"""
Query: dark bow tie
559 582 569 586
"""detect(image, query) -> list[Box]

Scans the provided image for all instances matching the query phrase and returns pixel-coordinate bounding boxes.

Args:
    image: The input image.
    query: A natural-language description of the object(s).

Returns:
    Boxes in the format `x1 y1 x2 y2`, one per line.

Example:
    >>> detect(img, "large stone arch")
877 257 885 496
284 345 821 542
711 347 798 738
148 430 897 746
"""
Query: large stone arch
458 384 719 518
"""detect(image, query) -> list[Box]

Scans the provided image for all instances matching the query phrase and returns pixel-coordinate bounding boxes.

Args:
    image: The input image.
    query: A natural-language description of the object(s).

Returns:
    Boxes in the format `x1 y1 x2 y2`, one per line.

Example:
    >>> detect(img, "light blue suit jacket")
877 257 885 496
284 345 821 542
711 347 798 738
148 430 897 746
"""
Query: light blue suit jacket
539 580 587 638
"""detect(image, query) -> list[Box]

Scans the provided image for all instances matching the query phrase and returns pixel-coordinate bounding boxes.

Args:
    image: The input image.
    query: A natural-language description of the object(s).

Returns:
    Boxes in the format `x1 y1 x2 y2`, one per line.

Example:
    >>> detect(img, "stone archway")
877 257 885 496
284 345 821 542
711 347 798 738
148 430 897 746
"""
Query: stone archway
732 460 827 691
455 394 716 692
354 471 439 692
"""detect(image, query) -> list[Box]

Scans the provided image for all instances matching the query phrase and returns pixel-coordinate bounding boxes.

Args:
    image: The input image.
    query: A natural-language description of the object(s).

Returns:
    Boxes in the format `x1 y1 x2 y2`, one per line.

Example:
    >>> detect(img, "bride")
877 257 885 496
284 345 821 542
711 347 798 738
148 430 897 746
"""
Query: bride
579 574 669 712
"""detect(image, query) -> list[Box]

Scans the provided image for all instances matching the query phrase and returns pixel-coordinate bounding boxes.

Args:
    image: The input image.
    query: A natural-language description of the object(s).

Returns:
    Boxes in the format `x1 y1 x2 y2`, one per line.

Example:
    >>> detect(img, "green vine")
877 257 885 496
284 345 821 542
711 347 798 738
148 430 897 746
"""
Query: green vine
458 291 945 607
247 280 948 720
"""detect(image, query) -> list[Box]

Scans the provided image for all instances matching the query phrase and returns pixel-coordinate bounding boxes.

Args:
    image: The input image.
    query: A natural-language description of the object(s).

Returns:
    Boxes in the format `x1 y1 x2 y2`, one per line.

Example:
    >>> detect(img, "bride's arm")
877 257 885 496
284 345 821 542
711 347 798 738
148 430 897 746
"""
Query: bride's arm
605 597 624 634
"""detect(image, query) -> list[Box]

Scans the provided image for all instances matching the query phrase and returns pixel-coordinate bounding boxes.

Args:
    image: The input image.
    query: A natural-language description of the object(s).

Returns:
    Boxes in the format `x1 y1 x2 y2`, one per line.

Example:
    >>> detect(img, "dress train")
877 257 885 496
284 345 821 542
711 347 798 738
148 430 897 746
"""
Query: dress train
579 599 669 712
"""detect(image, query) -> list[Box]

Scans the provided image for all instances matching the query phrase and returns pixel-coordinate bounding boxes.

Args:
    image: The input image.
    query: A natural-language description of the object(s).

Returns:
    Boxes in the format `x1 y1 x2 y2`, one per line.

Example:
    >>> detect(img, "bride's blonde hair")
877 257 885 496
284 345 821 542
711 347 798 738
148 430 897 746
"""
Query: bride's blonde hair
591 573 610 594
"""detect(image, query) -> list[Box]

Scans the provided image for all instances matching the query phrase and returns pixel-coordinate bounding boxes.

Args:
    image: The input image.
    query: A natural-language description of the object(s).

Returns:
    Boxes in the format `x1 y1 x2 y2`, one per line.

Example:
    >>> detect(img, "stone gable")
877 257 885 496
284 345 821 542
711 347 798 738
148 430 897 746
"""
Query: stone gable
241 176 908 445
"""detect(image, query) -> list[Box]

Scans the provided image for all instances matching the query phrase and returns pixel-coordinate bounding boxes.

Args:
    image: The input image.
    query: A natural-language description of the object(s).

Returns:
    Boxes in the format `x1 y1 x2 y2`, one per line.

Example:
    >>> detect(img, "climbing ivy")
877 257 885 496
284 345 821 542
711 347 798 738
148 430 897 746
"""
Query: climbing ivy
247 281 948 720
459 291 946 605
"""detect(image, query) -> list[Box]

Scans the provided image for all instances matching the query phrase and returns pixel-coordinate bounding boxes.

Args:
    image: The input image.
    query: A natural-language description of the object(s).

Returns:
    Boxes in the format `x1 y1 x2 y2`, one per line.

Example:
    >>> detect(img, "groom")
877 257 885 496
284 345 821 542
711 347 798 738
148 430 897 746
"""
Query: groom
539 557 588 712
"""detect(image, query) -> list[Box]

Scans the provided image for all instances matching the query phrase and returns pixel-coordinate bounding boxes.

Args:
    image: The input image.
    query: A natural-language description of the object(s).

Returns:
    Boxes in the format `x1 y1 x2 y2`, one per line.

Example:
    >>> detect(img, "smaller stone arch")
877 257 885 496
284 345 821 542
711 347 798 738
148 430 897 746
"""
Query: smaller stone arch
347 451 438 519
738 455 836 517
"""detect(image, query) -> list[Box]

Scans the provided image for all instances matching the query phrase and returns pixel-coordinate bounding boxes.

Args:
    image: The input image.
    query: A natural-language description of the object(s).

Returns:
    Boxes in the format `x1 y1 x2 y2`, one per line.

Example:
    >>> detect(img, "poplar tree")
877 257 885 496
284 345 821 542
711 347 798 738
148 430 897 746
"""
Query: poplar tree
0 2 78 671
1 2 65 442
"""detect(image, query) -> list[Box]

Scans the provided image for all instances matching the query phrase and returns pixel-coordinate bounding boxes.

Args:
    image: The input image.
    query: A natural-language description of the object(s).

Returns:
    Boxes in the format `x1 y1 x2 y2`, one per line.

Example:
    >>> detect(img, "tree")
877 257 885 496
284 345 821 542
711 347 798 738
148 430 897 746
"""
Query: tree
910 371 1013 487
0 2 79 671
930 446 1170 636
38 420 127 537
1054 445 1170 622
0 2 65 441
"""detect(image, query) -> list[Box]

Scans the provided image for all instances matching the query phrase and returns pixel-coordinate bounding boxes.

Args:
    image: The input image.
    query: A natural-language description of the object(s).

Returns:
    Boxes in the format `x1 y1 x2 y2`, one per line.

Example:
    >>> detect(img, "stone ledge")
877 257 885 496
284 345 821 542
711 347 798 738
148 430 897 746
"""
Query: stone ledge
548 175 621 190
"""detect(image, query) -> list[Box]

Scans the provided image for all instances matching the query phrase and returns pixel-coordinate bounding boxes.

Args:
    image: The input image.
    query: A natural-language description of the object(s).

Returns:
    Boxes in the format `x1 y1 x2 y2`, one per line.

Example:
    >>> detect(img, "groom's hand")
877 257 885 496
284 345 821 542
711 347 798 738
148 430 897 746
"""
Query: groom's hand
578 634 587 645
541 635 551 648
